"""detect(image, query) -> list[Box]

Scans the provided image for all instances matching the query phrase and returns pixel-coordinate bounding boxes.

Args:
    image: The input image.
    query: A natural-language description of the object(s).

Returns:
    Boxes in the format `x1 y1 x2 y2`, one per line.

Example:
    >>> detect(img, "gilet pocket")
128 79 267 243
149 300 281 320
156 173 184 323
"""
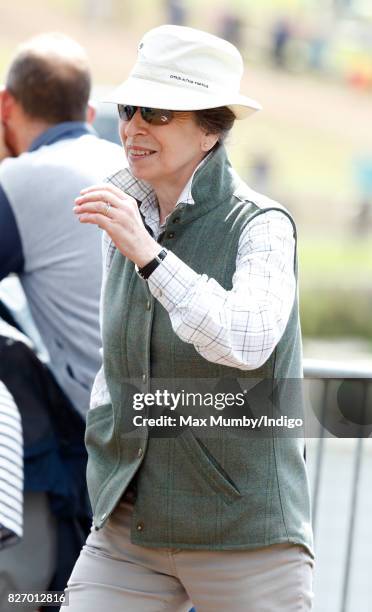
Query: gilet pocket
178 428 242 505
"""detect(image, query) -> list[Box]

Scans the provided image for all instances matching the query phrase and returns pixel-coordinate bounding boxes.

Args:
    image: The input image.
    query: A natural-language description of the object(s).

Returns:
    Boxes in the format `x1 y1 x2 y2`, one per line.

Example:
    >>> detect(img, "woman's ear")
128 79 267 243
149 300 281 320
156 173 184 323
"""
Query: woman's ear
201 133 219 152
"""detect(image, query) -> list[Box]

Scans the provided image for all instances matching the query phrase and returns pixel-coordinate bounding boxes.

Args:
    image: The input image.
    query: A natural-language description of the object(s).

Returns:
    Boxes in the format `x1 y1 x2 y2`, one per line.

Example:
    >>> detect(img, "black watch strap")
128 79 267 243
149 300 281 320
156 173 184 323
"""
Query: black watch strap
137 248 168 280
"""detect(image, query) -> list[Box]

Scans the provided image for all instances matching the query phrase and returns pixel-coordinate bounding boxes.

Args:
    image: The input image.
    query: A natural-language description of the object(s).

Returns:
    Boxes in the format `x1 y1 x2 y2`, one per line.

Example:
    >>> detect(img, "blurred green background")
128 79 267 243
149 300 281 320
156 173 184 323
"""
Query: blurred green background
1 0 371 358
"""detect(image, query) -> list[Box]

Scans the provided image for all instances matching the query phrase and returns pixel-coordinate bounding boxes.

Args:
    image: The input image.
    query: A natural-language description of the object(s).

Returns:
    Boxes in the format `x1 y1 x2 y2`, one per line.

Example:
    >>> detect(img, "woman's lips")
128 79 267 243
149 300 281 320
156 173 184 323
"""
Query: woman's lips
127 147 156 158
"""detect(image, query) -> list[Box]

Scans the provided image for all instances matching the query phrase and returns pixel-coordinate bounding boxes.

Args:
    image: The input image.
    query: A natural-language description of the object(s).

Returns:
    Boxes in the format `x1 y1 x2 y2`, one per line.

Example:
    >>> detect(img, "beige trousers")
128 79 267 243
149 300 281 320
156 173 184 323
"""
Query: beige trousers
65 499 314 612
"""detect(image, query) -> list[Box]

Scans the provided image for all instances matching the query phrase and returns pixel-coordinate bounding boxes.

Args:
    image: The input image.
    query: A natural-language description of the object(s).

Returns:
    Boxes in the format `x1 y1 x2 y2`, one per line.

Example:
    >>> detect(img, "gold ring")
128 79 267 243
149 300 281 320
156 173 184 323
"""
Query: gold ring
104 202 111 217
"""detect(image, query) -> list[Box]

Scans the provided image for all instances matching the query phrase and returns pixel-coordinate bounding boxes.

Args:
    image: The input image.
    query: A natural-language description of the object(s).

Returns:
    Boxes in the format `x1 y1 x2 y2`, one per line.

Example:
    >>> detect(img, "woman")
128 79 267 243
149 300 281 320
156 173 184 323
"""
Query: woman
68 25 314 611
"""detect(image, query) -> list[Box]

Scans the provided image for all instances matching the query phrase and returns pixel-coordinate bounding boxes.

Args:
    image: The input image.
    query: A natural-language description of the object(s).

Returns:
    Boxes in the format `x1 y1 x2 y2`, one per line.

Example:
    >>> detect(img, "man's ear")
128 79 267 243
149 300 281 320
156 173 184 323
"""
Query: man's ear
0 89 15 123
86 101 97 124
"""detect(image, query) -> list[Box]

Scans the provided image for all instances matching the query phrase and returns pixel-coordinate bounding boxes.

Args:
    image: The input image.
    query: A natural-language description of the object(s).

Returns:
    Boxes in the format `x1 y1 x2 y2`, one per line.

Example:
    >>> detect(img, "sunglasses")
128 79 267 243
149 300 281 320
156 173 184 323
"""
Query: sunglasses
117 105 174 125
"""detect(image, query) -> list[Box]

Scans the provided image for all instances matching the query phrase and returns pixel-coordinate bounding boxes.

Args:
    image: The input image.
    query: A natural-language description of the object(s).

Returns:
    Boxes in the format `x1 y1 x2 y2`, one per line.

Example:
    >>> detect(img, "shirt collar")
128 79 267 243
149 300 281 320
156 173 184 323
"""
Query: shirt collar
106 150 214 238
28 121 97 152
175 151 212 208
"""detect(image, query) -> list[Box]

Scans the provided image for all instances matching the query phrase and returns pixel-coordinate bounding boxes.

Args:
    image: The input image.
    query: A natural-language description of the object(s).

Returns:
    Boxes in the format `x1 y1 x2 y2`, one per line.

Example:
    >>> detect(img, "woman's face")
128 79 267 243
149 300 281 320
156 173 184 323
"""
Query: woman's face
119 108 211 188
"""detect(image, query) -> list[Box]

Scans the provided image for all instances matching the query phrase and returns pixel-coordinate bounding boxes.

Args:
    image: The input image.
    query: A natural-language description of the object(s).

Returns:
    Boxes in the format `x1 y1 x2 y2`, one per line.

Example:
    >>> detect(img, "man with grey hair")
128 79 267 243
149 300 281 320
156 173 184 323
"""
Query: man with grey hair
0 32 123 606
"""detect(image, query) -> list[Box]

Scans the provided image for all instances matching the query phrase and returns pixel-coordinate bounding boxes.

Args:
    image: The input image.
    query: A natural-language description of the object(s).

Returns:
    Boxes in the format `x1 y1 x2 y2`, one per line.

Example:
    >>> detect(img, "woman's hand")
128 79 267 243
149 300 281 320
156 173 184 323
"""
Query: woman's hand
74 183 162 267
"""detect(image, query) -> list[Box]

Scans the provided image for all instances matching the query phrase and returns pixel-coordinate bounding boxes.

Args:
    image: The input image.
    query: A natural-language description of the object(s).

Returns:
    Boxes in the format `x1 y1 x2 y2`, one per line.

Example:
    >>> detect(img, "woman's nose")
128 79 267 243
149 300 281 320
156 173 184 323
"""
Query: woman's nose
122 108 147 137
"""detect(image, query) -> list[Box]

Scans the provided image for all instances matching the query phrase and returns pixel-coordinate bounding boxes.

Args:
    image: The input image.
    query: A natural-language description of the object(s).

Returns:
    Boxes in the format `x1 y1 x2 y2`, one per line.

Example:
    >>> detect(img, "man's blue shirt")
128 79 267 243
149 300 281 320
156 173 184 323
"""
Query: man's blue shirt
0 122 96 281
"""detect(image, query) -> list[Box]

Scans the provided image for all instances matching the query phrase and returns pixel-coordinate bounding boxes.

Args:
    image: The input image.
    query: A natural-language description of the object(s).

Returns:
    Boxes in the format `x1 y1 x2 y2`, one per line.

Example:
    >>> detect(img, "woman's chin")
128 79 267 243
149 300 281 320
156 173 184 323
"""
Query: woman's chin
128 159 157 182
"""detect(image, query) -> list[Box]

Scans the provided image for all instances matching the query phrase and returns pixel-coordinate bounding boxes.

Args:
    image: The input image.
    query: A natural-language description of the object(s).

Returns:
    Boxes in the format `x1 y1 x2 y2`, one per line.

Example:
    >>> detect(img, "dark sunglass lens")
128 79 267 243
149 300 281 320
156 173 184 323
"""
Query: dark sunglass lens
141 107 173 125
118 105 137 121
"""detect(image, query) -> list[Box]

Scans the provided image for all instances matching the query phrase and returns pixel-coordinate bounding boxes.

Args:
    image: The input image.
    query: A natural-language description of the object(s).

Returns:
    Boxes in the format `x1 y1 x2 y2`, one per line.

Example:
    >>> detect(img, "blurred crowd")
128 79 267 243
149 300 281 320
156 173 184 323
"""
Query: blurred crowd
162 0 372 90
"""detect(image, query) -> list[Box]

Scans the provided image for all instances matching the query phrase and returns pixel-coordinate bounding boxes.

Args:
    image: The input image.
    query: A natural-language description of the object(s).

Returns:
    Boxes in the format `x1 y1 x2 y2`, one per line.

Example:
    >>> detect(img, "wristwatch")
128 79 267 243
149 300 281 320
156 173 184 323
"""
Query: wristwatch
137 248 168 280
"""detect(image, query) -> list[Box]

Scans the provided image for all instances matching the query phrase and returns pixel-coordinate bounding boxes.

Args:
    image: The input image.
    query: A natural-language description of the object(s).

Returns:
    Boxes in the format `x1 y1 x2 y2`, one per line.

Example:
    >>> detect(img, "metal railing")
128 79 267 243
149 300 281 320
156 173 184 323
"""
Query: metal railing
304 359 372 612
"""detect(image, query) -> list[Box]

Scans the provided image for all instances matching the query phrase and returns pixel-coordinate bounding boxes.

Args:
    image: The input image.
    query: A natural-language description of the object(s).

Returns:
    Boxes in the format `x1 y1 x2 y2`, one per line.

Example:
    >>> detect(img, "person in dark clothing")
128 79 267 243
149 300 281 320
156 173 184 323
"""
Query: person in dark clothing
0 310 91 612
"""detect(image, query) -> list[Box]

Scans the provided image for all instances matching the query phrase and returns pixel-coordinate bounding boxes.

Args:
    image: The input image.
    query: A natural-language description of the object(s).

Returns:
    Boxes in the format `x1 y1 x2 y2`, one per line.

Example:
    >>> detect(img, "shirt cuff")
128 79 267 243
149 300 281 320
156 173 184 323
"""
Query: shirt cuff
147 250 200 312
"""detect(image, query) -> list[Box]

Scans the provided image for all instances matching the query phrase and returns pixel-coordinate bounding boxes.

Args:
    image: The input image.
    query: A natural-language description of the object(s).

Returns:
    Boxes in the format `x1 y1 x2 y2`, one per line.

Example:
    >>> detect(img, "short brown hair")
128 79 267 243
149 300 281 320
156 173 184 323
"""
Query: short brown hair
6 33 91 124
194 106 236 145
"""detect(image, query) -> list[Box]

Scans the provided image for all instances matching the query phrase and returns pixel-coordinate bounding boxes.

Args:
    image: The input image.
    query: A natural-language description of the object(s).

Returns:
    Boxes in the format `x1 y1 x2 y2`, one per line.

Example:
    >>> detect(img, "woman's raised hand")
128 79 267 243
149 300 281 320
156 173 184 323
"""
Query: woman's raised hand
74 183 161 268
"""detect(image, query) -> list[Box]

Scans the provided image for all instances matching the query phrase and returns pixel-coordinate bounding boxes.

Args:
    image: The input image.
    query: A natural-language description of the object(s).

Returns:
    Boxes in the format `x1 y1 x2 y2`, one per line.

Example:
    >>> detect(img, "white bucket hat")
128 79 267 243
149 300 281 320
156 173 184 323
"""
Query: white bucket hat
104 25 262 120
